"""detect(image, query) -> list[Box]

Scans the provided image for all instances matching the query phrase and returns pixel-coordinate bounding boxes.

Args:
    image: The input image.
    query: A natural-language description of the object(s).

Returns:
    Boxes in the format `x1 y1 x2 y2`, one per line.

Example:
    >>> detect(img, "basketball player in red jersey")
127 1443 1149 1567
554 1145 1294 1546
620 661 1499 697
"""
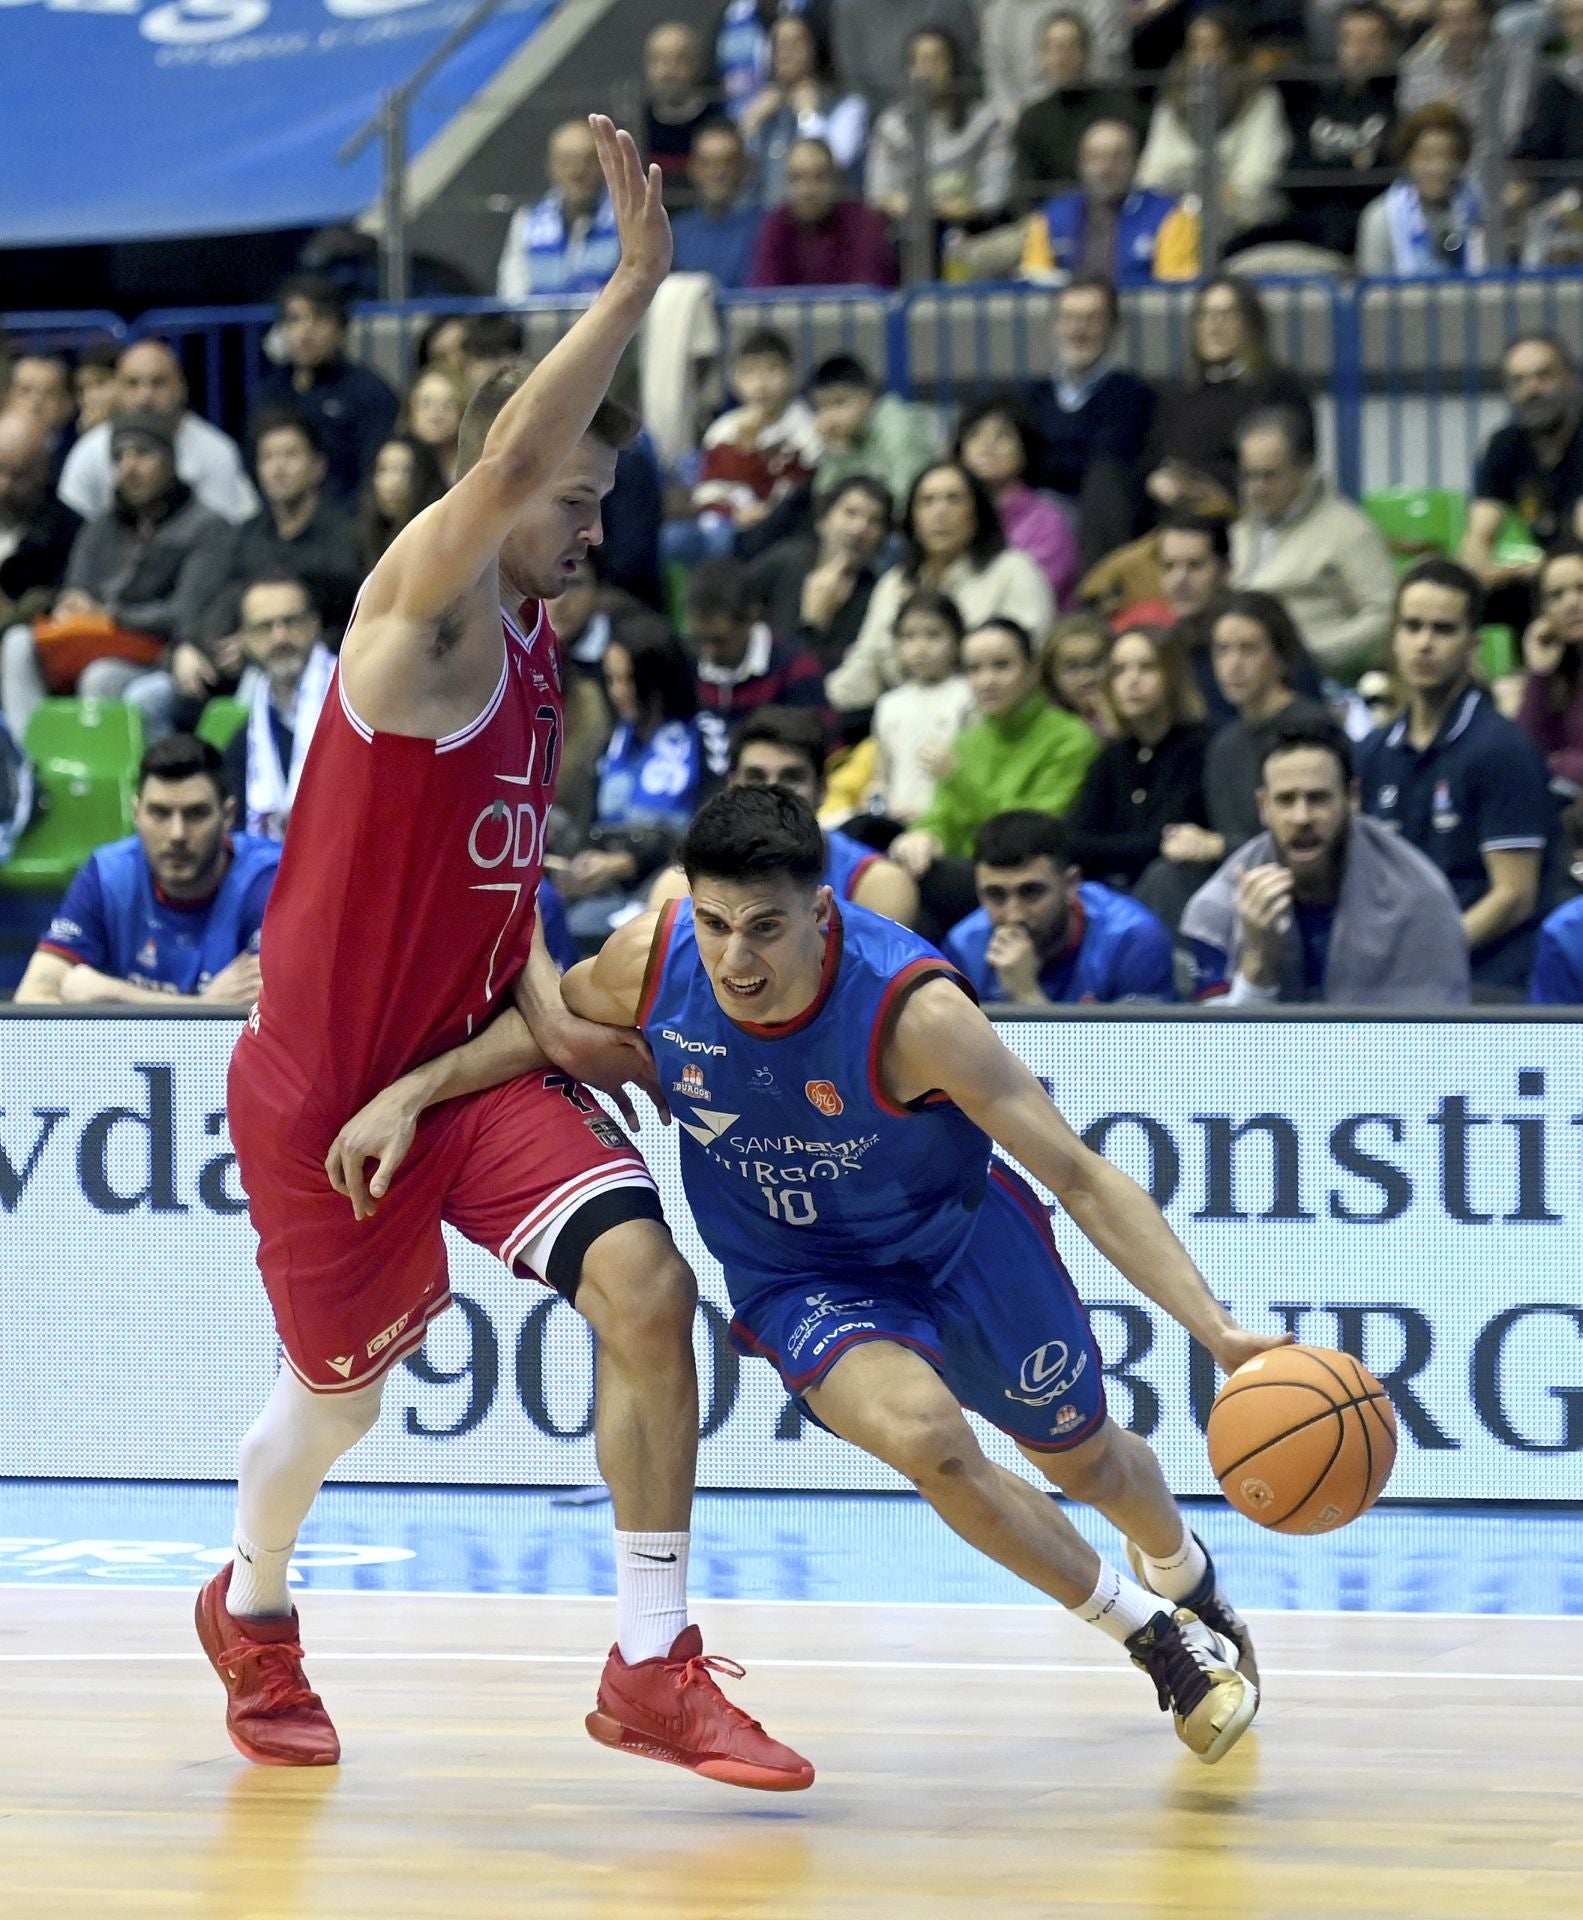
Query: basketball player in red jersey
197 119 813 1792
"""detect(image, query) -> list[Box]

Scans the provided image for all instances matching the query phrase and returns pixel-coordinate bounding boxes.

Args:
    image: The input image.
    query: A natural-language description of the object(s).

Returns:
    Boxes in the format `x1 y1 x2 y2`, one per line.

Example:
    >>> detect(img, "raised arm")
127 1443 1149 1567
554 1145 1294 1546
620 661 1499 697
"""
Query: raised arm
885 979 1290 1375
348 120 671 652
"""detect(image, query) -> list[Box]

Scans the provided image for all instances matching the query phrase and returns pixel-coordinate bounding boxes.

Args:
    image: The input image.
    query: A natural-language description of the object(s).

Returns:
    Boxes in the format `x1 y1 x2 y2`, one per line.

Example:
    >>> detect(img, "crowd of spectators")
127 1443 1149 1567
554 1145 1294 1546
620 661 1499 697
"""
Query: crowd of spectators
5 0 1583 1010
476 0 1583 297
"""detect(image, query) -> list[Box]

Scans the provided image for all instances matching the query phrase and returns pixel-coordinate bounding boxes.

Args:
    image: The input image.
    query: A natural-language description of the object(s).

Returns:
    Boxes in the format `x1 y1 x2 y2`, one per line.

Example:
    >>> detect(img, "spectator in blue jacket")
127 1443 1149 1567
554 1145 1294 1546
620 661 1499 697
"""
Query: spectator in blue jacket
1020 119 1197 284
15 734 278 1006
669 124 765 288
944 808 1176 1004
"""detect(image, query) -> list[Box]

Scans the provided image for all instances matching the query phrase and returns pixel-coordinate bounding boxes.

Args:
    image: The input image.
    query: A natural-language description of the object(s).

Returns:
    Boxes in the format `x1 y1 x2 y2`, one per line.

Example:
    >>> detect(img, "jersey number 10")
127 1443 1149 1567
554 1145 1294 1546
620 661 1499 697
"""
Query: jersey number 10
764 1188 819 1225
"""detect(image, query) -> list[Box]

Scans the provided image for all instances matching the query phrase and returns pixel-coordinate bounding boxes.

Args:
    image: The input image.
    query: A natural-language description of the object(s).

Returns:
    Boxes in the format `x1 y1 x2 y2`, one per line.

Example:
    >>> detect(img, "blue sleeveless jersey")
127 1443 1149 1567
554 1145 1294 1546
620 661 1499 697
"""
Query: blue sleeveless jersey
823 827 878 902
640 898 991 1298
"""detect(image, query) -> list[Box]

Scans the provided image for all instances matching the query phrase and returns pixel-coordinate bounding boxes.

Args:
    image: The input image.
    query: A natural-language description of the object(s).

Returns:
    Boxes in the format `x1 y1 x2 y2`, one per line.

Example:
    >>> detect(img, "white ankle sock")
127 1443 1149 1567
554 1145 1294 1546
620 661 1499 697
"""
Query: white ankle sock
229 1531 296 1618
1073 1560 1161 1646
1138 1522 1209 1604
613 1530 690 1663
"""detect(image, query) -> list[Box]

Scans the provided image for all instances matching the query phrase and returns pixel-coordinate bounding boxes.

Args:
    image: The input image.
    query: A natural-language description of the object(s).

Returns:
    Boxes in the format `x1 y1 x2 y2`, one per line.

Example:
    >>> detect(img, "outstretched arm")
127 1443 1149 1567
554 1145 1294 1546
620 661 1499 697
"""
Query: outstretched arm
347 119 671 677
560 910 658 1028
885 980 1292 1375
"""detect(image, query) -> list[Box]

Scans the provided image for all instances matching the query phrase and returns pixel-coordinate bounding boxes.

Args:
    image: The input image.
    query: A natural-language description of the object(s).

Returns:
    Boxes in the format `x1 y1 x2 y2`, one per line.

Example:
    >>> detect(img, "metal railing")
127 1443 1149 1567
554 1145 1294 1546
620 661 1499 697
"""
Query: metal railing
12 267 1583 502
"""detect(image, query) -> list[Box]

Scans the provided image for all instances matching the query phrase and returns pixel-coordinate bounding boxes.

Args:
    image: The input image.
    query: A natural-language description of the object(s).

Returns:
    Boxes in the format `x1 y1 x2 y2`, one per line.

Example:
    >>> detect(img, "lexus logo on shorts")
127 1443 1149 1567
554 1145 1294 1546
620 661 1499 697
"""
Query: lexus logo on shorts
1005 1340 1088 1407
805 1079 844 1117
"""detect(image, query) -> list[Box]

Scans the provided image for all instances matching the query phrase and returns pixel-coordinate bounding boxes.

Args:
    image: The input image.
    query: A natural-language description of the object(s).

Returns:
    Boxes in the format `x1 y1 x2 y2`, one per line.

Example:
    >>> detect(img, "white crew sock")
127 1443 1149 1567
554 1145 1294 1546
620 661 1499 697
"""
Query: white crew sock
1072 1559 1163 1646
613 1530 691 1663
1137 1520 1209 1603
229 1531 297 1618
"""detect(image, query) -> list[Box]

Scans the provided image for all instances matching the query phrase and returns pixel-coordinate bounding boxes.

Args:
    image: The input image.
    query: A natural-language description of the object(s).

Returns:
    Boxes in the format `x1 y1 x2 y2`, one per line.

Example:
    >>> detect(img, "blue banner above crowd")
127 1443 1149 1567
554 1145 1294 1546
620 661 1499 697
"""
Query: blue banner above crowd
1 0 555 246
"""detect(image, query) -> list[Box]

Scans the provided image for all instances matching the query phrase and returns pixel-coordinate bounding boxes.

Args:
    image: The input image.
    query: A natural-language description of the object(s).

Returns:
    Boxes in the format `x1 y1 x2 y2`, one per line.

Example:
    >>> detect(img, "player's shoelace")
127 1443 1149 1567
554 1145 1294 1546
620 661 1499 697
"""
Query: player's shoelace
1140 1625 1215 1718
667 1650 764 1731
215 1637 324 1717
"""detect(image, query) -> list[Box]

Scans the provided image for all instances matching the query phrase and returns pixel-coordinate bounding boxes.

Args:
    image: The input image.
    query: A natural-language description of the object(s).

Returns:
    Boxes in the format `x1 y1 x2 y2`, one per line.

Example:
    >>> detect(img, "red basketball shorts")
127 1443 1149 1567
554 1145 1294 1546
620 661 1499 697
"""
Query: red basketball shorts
228 1029 658 1394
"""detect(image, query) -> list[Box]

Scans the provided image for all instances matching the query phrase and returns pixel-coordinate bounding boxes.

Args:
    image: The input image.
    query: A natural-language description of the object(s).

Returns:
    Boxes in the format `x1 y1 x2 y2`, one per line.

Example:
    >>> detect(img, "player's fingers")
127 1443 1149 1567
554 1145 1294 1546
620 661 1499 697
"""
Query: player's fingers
370 1131 410 1199
609 1086 642 1132
344 1150 372 1221
324 1139 348 1197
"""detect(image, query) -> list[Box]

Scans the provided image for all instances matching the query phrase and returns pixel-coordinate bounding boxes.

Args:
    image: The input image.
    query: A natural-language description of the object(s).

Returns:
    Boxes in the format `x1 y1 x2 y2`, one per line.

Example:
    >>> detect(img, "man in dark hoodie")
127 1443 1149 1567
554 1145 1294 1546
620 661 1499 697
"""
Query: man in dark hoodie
0 410 231 740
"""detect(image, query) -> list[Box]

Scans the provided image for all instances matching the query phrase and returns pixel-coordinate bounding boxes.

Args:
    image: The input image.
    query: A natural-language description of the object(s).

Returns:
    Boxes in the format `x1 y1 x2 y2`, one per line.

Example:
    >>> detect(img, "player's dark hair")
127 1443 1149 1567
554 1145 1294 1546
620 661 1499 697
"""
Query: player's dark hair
138 734 228 804
682 786 826 890
684 556 759 625
734 327 795 367
455 360 638 477
250 405 327 462
1258 714 1355 786
974 809 1071 870
1395 554 1484 631
729 705 828 780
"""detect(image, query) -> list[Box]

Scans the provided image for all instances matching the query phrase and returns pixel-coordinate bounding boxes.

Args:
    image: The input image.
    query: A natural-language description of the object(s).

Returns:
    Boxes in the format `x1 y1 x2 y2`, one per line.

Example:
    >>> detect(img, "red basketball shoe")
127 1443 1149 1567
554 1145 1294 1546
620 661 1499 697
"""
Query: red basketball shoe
195 1562 340 1766
586 1625 814 1791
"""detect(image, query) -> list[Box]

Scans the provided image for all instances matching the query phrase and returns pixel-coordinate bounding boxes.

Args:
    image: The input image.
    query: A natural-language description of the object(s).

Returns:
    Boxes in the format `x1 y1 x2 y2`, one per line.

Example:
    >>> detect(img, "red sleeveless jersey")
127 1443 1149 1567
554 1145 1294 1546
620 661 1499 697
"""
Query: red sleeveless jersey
252 598 563 1118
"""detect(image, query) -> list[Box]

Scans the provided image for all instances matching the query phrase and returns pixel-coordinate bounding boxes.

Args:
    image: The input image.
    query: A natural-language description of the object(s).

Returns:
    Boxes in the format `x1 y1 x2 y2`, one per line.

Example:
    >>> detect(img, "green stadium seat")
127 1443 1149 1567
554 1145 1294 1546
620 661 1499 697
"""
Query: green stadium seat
0 699 143 891
1362 489 1467 568
196 697 249 751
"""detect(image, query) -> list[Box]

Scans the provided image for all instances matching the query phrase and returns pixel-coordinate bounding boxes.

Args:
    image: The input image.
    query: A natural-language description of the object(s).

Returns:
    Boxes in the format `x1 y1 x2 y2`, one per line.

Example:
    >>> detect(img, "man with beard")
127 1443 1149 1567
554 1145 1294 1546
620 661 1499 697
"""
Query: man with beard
221 573 337 842
1182 714 1470 1005
943 808 1174 1005
1462 335 1583 629
14 733 277 1006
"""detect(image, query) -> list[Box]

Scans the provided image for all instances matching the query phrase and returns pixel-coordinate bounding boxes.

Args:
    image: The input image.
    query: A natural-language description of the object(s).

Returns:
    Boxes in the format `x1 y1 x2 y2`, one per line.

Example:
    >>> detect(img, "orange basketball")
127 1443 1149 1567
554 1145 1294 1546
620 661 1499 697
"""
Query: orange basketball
1207 1345 1397 1534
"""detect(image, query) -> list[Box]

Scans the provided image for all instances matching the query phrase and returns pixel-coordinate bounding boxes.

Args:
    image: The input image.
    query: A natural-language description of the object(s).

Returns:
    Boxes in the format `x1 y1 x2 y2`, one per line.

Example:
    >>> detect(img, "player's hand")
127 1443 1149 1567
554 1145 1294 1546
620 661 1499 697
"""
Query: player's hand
1211 1324 1298 1378
591 114 672 295
530 1002 672 1130
326 1086 421 1220
889 829 941 878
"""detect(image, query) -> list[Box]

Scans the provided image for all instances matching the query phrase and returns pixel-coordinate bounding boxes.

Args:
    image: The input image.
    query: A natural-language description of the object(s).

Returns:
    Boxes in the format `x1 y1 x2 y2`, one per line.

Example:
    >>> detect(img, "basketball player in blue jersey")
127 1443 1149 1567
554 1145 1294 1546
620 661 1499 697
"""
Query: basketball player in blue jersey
336 785 1290 1767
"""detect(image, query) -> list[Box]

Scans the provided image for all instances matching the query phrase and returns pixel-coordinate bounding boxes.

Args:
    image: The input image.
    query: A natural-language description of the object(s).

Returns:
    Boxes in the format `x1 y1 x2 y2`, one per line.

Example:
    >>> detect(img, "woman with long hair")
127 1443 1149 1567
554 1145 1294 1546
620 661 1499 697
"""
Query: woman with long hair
1517 541 1583 788
956 395 1081 609
1136 10 1291 239
560 618 707 942
402 365 469 484
866 26 1011 227
1355 104 1486 277
354 433 447 573
1144 276 1312 518
1065 624 1211 889
739 13 869 204
828 459 1056 711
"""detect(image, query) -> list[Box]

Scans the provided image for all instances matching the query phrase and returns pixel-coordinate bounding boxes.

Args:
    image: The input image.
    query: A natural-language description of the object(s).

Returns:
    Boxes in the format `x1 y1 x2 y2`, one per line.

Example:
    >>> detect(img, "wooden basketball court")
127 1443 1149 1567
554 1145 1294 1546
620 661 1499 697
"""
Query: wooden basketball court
2 1589 1578 1919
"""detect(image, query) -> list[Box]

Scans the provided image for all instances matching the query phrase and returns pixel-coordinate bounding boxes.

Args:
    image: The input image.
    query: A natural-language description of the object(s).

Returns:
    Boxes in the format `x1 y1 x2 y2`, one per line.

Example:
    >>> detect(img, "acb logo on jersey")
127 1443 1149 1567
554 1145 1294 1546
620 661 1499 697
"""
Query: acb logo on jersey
805 1079 844 1118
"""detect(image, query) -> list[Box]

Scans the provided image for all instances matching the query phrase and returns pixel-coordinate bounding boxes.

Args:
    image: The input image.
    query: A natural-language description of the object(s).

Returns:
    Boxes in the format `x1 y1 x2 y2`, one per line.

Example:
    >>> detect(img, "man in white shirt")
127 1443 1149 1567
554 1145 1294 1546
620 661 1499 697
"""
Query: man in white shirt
57 340 259 529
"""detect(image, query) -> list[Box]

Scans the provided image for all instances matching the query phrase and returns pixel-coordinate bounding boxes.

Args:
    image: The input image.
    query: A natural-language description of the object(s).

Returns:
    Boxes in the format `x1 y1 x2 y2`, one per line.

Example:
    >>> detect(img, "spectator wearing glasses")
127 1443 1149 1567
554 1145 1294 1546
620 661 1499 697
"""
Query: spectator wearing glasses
222 572 337 843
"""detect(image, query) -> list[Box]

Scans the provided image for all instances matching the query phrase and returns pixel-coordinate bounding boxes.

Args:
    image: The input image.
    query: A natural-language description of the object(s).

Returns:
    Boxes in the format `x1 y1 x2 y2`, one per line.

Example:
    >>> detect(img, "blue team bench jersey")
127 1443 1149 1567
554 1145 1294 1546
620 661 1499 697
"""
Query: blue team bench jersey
943 881 1175 1004
640 897 991 1298
823 826 879 901
42 833 280 995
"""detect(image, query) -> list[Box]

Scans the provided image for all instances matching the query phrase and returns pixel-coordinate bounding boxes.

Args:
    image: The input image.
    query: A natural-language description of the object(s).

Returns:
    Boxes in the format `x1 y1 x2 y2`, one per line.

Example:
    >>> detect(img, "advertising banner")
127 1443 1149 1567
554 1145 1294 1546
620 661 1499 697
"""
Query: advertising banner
0 0 554 245
1 1013 1579 1497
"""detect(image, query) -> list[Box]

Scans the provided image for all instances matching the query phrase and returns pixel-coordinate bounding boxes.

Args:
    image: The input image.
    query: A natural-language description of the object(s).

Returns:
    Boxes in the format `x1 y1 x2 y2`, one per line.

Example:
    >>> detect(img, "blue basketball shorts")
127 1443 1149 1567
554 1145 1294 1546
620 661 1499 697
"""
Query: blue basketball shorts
728 1162 1108 1451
